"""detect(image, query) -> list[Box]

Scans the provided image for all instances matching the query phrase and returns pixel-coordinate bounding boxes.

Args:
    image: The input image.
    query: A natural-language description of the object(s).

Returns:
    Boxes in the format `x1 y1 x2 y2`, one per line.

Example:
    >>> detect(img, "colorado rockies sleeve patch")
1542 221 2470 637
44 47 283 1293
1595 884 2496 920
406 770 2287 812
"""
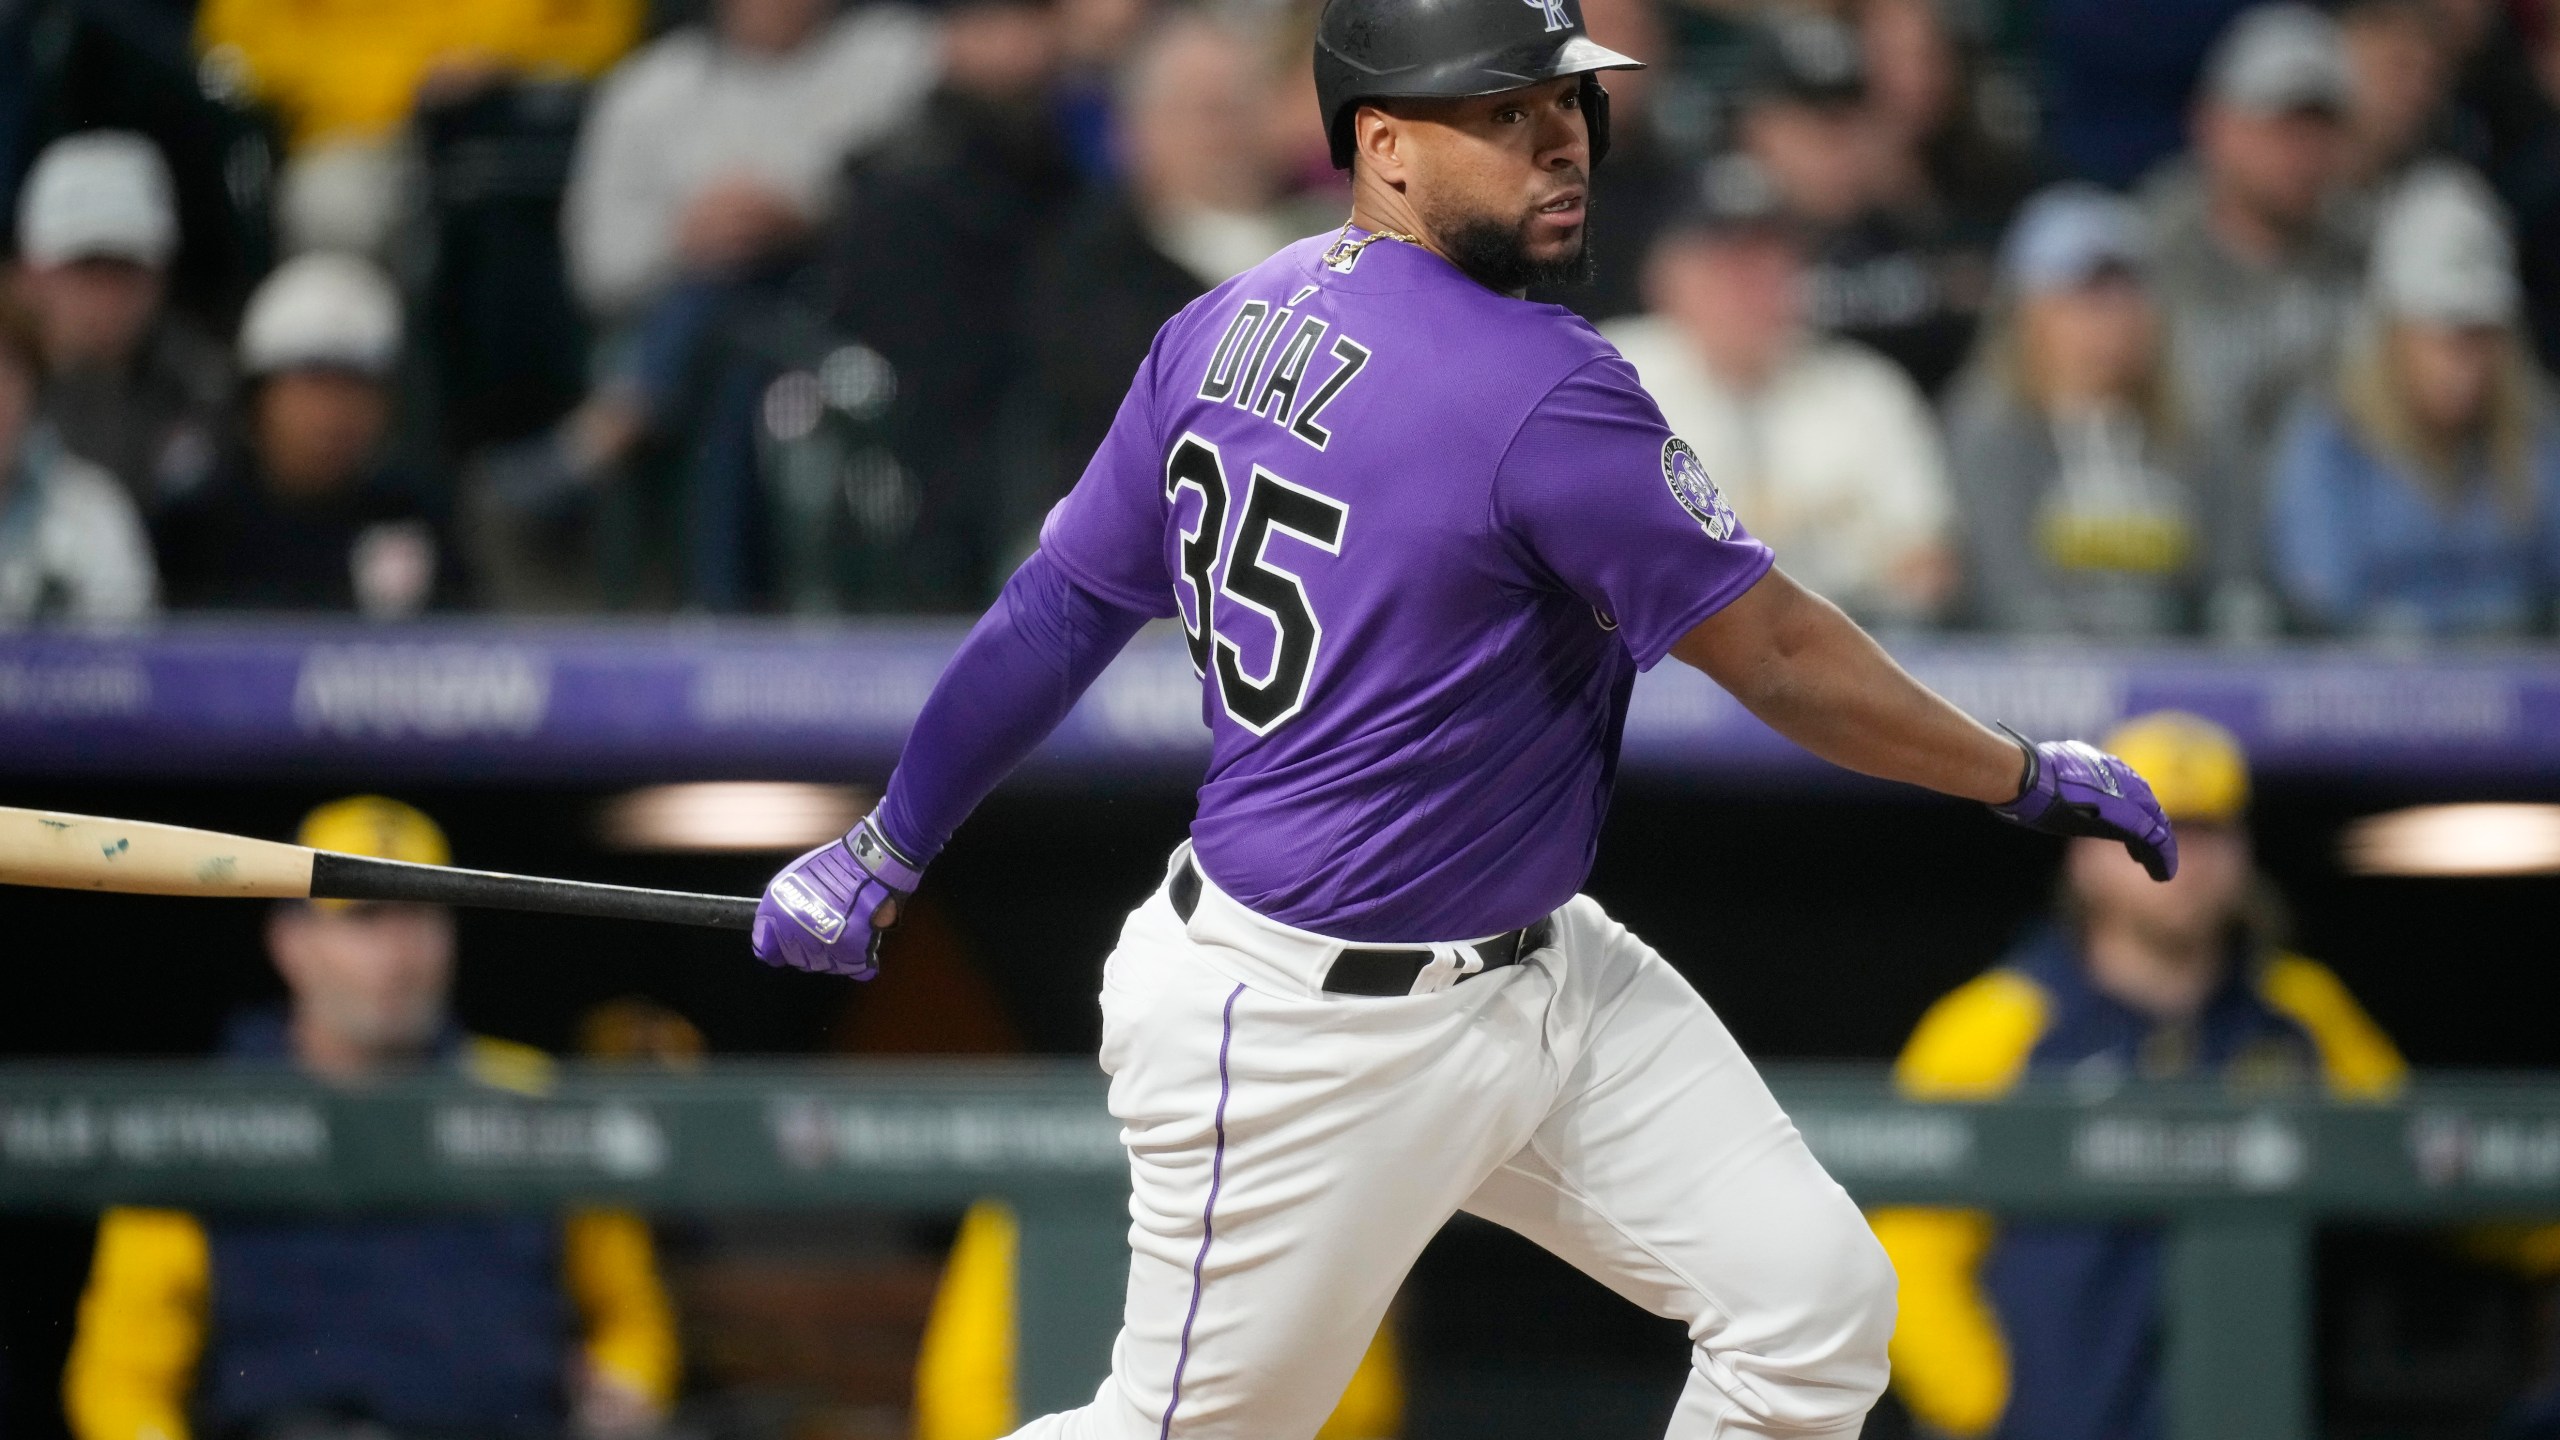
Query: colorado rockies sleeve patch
1661 438 1736 540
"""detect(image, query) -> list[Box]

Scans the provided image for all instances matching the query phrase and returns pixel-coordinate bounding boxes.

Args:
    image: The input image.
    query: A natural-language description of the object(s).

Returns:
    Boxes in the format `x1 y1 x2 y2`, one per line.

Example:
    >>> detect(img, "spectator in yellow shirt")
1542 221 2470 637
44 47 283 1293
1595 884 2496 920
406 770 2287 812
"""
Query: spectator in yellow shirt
62 797 678 1440
1870 712 2403 1440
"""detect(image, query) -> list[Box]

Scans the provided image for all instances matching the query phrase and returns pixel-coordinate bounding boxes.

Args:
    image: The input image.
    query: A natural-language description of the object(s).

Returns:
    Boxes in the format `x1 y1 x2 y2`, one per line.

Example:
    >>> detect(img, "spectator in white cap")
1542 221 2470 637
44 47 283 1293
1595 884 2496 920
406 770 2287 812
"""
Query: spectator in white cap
10 131 231 513
2268 163 2560 637
1603 155 1956 627
1948 183 2209 636
153 252 450 616
0 296 158 626
2142 2 2365 634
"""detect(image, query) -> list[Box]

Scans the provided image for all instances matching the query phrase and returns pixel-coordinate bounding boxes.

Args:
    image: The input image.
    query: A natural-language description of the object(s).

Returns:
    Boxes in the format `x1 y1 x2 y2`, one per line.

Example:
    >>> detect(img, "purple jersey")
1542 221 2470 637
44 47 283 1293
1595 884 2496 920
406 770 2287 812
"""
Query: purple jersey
1041 230 1774 941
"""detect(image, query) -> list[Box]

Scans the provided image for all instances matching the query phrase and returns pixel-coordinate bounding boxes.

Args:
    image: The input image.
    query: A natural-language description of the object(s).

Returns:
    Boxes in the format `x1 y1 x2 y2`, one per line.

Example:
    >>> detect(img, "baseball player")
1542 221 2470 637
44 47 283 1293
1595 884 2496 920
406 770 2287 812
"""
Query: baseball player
751 0 2179 1432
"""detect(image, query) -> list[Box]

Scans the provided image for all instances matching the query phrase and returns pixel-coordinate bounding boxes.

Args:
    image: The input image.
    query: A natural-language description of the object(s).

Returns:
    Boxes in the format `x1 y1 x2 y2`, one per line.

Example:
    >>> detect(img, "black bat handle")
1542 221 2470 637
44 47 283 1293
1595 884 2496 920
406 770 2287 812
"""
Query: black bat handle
310 852 759 930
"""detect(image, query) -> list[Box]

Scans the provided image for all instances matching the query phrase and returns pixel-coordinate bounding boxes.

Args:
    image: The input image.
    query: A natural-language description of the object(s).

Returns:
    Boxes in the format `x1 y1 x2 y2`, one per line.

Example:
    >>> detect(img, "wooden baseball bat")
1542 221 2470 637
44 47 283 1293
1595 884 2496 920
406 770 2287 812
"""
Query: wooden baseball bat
0 806 758 930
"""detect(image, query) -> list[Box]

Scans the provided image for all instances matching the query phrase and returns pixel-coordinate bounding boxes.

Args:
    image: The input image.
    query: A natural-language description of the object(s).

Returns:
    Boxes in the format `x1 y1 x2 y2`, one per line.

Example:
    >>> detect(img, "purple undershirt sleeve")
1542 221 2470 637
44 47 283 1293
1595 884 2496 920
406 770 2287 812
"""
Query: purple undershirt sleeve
874 548 1156 861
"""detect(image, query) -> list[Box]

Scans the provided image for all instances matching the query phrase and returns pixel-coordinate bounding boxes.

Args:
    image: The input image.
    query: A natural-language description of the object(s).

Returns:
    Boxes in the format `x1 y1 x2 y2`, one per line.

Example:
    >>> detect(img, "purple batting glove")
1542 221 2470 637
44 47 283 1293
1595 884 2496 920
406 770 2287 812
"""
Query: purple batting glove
752 815 928 978
1989 724 2180 882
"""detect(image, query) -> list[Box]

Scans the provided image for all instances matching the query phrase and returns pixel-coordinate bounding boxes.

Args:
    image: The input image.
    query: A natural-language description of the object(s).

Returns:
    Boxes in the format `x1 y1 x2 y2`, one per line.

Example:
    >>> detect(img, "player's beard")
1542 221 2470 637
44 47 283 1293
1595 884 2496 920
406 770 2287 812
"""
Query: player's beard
1435 206 1595 295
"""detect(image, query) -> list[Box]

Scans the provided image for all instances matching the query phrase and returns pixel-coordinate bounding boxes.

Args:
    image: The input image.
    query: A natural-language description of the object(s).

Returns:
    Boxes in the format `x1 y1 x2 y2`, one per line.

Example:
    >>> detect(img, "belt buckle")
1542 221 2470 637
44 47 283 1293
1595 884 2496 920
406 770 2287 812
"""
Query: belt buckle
1321 916 1552 998
1408 942 1477 996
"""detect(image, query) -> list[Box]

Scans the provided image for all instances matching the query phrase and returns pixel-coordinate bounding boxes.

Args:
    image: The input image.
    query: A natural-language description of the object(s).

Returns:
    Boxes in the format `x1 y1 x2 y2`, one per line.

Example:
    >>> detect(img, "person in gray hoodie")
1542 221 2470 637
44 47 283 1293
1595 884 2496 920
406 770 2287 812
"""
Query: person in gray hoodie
2139 3 2364 630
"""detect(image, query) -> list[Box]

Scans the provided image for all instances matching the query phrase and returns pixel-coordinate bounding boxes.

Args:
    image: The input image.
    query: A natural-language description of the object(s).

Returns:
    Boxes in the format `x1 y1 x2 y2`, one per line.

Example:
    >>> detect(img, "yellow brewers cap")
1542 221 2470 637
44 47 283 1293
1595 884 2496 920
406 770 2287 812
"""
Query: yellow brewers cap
297 795 451 867
2100 711 2249 825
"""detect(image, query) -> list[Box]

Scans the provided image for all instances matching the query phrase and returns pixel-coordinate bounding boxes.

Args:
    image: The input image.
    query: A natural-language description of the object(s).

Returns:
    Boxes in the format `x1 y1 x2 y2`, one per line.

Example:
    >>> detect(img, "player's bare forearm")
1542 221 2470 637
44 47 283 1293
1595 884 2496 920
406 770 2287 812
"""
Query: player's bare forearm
1671 569 2022 804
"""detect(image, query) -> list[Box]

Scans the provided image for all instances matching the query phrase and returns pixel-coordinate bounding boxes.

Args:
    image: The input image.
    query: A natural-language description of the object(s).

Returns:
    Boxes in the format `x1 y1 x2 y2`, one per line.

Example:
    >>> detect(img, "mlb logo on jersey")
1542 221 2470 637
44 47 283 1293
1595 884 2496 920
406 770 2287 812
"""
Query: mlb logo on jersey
773 875 847 942
1523 0 1571 31
1660 438 1736 541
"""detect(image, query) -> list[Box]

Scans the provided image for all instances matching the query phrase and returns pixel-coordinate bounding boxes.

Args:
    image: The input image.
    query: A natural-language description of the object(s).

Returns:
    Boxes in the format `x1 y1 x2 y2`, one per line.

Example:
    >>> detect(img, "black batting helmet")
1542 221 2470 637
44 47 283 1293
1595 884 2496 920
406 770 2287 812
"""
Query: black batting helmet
1313 0 1643 171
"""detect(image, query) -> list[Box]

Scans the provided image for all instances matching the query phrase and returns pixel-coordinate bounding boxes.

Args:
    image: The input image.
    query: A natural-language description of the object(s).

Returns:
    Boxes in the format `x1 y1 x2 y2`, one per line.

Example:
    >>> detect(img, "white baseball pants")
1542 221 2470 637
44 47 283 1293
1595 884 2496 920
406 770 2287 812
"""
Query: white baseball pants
1009 848 1894 1440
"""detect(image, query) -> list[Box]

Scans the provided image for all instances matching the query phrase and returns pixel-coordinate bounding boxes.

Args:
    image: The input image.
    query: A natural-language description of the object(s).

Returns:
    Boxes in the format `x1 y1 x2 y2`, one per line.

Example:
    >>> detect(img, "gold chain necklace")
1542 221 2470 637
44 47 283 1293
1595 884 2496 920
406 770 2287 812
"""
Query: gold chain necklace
1323 217 1422 269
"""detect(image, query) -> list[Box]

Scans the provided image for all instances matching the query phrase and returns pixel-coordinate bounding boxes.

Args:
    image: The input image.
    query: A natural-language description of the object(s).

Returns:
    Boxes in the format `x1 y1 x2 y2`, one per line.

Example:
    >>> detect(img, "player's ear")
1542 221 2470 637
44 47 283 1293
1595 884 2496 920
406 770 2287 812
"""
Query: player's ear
1353 104 1408 187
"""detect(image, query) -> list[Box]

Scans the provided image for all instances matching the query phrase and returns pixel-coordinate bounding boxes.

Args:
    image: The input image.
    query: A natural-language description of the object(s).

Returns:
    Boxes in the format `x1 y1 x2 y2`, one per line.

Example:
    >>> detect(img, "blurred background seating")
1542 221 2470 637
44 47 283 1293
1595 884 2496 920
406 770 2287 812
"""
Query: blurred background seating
0 0 2553 635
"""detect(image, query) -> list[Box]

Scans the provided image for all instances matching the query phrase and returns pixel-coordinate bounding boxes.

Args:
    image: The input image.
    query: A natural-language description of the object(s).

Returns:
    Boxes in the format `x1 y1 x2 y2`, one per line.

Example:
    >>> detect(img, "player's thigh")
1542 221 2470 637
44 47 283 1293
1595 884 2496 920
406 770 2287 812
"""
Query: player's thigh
1083 903 1559 1439
1461 901 1893 1385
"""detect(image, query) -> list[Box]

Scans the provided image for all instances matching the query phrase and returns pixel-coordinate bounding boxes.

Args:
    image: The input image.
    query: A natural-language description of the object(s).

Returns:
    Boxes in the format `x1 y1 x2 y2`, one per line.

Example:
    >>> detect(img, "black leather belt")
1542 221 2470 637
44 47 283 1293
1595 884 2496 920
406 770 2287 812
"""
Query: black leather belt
1169 858 1554 997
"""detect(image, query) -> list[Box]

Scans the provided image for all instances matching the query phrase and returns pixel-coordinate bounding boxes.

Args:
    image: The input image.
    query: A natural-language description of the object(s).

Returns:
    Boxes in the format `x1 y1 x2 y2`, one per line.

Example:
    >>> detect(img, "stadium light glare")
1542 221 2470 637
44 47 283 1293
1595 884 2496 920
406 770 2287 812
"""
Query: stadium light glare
599 783 870 853
2339 804 2560 877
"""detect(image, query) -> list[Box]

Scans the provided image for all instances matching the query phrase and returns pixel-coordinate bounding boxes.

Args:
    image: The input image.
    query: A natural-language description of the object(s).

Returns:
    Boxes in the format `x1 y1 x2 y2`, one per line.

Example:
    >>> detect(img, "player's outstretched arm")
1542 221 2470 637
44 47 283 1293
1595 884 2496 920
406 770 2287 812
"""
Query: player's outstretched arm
752 551 1156 975
1670 569 2177 880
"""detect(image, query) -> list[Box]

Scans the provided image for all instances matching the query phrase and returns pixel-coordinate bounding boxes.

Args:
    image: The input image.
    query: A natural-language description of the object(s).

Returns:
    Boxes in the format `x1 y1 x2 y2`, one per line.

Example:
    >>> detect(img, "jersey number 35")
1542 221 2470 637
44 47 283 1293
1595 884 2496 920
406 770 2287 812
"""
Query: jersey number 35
1165 433 1349 736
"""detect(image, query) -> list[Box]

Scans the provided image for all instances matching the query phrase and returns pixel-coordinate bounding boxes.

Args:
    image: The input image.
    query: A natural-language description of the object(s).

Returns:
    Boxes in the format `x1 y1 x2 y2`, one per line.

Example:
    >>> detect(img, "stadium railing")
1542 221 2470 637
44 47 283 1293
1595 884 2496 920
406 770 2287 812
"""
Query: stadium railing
4 1061 2556 1437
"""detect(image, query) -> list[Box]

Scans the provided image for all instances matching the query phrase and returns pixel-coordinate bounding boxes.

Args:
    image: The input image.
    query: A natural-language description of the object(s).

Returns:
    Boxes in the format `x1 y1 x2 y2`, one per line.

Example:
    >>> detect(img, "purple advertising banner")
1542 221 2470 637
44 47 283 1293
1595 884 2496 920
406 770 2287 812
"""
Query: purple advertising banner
4 623 2558 786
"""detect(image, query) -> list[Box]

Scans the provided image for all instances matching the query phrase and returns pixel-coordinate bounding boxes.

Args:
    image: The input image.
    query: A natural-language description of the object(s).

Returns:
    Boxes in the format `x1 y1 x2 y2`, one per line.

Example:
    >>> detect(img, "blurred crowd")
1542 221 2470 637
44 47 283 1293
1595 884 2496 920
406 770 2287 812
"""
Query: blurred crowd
5 0 2560 639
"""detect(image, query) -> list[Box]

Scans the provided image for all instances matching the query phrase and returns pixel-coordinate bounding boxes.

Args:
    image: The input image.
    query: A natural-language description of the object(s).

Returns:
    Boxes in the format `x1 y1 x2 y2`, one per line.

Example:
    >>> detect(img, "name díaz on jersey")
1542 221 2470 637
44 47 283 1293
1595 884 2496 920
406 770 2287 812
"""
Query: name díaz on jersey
1196 295 1371 452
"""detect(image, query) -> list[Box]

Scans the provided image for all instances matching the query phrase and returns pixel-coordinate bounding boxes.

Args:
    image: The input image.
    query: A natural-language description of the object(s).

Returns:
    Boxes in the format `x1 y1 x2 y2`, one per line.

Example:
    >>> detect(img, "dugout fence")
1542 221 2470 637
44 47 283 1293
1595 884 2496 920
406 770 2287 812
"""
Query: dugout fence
5 1062 2556 1436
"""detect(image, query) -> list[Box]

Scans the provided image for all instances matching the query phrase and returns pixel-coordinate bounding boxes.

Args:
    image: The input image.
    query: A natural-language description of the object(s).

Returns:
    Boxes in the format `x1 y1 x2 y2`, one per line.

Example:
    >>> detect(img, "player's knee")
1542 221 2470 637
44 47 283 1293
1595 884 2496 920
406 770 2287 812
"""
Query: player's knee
1802 1224 1896 1393
1829 1226 1899 1370
1696 1221 1896 1431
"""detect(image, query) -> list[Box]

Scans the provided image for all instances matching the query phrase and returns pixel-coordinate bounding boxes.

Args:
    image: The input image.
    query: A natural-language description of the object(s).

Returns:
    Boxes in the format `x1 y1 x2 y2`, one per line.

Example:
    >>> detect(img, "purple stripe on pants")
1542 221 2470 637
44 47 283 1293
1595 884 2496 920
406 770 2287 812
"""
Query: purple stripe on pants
1160 982 1245 1437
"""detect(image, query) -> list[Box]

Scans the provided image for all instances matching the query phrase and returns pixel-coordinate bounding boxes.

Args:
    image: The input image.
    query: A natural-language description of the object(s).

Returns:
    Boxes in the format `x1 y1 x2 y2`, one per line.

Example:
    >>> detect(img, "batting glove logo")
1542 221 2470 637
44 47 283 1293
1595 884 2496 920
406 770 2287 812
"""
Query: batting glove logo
773 875 848 943
850 826 896 874
2059 741 2123 797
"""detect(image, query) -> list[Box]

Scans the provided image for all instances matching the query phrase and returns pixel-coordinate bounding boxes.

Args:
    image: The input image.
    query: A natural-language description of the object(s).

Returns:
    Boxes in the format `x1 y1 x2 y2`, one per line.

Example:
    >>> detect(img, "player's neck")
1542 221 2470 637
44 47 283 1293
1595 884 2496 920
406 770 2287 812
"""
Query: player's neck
1347 173 1440 264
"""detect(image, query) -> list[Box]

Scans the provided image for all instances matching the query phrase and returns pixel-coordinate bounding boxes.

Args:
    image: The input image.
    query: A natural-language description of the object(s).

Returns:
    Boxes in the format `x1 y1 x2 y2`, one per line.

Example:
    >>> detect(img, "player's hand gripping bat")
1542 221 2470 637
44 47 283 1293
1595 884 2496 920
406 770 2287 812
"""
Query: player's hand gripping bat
0 806 755 929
